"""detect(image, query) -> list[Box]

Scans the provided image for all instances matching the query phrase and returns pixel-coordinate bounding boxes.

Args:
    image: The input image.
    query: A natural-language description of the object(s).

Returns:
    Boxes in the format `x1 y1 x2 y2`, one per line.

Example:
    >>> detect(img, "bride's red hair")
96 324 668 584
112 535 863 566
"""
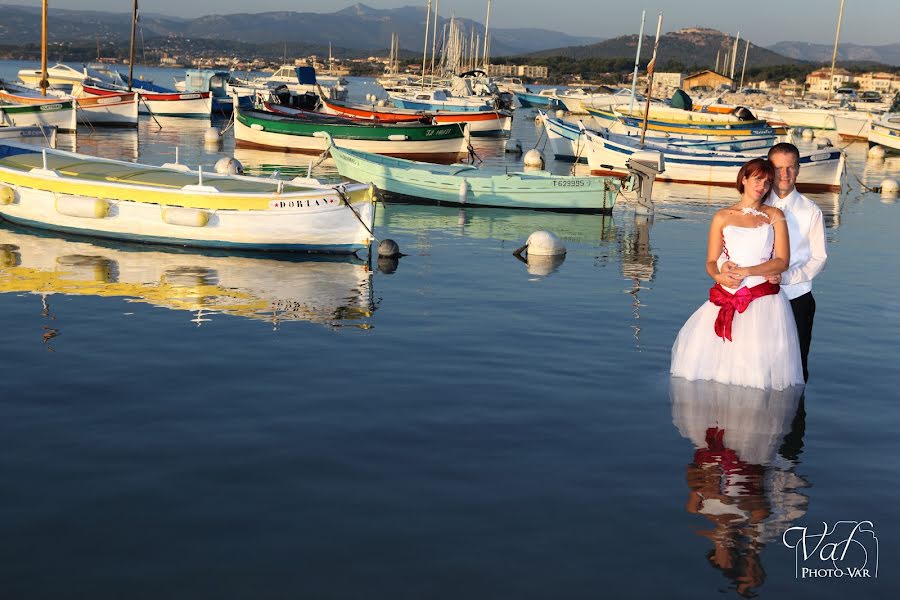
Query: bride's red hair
736 158 775 193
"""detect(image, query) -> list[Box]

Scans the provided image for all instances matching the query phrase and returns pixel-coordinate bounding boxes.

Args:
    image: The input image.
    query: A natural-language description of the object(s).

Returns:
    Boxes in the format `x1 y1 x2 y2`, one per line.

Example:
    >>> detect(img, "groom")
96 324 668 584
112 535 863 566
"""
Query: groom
723 143 827 382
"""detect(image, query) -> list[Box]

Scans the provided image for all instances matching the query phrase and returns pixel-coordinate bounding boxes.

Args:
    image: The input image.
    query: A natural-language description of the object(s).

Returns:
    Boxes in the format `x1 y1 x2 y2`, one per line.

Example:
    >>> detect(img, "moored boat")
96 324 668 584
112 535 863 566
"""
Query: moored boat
868 114 900 152
580 128 844 192
0 139 377 253
325 133 619 213
234 108 470 161
0 80 138 127
0 98 78 133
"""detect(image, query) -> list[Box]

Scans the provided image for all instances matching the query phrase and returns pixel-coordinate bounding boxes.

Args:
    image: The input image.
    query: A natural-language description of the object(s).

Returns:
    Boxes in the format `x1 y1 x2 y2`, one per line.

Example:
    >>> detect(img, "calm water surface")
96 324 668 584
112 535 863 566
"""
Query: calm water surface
1 61 898 598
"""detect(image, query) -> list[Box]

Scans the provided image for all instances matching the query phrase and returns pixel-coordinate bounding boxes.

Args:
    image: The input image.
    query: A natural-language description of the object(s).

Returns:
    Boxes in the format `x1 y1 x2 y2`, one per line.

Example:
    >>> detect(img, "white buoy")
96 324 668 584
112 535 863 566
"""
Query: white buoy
524 230 566 256
214 156 244 175
534 113 544 124
523 149 545 170
881 178 899 195
800 128 814 140
868 145 886 160
555 109 565 119
204 126 222 145
505 138 522 154
458 180 468 204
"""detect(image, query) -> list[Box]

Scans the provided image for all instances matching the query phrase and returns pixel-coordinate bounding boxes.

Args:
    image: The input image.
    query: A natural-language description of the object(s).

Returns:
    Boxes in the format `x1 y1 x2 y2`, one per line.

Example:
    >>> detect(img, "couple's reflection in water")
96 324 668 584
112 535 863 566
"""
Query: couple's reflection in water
670 379 809 597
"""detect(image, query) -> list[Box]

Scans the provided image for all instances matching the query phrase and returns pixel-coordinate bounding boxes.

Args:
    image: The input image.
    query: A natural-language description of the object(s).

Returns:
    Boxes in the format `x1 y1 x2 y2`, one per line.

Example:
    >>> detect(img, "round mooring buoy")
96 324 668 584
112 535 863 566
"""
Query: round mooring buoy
378 238 404 258
214 156 244 175
204 126 222 145
524 230 566 256
881 178 899 195
523 149 545 170
868 145 886 160
800 128 814 140
555 109 565 119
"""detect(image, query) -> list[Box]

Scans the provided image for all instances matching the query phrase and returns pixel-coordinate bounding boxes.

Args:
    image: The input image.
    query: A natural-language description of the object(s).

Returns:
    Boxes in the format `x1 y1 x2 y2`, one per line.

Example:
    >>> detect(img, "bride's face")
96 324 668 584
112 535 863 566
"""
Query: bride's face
742 173 771 201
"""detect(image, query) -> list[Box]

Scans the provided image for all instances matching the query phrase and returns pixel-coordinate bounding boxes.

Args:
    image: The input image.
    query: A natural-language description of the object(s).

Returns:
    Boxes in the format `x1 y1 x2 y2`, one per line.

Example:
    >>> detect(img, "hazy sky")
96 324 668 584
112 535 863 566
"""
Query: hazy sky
12 0 898 46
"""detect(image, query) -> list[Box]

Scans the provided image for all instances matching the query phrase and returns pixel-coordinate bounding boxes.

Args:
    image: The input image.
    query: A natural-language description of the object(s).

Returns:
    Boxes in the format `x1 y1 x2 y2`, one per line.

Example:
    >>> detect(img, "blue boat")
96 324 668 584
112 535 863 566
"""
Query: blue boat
178 69 237 115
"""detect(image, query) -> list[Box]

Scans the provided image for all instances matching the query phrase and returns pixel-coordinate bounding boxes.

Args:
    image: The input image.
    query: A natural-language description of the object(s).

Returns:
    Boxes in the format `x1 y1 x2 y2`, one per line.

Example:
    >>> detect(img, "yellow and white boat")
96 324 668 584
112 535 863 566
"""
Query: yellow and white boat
0 139 376 253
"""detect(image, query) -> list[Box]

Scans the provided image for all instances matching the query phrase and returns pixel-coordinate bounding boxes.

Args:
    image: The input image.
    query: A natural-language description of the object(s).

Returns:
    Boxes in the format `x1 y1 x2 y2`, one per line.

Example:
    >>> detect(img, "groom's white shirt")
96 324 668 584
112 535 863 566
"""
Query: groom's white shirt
765 188 827 300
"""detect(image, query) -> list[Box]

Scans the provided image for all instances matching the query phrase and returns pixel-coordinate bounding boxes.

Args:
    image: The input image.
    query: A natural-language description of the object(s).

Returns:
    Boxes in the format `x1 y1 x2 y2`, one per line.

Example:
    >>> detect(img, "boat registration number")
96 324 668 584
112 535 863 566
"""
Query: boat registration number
425 128 453 136
552 179 587 187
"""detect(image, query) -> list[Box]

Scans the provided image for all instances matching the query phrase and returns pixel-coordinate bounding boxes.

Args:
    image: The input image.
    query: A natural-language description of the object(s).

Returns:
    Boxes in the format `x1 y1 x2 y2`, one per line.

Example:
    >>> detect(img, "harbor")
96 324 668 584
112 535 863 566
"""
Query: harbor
1 2 899 595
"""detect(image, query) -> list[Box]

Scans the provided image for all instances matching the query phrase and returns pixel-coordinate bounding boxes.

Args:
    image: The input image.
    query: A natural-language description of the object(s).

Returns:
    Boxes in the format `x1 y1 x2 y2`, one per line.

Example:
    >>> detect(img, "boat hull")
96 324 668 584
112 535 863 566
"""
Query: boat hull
0 141 376 253
234 110 469 161
329 142 619 213
868 119 900 152
0 100 78 133
582 130 845 193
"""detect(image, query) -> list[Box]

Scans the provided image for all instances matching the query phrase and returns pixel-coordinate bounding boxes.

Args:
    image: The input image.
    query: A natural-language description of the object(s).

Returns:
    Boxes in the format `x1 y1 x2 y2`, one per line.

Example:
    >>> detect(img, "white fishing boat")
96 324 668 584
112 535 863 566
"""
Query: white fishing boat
0 139 377 253
0 98 78 133
262 65 348 101
580 127 845 192
868 114 900 152
0 80 138 127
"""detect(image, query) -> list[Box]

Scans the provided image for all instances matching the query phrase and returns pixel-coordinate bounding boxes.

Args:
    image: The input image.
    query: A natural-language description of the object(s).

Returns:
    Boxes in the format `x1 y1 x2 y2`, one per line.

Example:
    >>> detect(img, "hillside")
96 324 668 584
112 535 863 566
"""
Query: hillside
526 28 806 69
768 41 900 67
0 3 600 58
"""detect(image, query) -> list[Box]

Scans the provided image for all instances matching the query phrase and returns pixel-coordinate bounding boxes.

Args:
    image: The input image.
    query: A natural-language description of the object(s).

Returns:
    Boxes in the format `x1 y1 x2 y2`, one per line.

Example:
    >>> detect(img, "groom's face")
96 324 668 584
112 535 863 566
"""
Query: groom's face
770 151 800 197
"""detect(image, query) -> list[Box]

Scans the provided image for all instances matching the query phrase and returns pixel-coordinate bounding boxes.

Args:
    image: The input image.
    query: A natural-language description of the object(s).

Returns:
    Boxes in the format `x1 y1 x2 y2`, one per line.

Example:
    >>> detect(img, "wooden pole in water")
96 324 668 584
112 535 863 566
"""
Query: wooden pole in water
128 0 138 92
640 13 662 148
40 0 48 96
827 0 846 102
421 0 432 88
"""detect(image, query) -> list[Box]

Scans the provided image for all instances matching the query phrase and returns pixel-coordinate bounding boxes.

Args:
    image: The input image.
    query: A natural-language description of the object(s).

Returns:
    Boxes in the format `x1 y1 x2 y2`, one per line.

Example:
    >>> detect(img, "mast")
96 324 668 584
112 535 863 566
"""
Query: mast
40 0 48 96
128 0 138 91
640 12 663 148
827 0 846 102
729 31 740 81
421 0 432 88
629 11 647 114
430 0 439 85
482 0 492 70
739 39 750 90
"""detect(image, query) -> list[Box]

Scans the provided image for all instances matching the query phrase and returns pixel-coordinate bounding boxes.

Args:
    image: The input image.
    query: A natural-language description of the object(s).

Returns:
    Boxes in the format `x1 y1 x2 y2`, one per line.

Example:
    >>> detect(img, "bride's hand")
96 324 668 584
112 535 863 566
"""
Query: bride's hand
719 261 744 285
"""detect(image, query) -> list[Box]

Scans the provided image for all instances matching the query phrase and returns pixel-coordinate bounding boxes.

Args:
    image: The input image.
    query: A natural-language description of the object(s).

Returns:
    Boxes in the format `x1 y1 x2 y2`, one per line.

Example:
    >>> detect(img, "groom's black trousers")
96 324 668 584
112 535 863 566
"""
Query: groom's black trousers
790 292 815 382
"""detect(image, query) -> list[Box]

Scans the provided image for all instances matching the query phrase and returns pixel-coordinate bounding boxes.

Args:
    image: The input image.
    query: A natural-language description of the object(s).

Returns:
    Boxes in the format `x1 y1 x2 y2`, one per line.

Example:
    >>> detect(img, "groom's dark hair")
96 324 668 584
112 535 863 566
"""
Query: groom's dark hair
768 142 801 163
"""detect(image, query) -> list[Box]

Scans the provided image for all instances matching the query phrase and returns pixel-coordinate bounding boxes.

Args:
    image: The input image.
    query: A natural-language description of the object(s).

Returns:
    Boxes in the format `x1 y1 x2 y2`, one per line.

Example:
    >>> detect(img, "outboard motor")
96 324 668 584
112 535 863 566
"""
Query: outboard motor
625 150 665 215
496 92 515 111
731 106 757 121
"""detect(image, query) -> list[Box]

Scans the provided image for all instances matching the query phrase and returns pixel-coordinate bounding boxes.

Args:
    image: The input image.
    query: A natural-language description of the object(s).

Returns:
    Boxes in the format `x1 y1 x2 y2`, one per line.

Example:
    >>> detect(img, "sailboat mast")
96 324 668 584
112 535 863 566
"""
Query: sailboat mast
827 0 846 102
421 0 432 88
40 0 48 96
482 0 492 70
128 0 138 91
430 0 439 85
730 31 740 81
739 39 750 90
640 12 663 148
629 10 647 115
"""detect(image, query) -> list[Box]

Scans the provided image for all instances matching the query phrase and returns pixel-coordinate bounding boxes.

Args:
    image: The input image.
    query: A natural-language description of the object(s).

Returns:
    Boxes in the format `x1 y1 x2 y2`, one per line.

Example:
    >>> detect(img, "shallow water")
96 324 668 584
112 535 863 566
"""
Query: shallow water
1 61 899 598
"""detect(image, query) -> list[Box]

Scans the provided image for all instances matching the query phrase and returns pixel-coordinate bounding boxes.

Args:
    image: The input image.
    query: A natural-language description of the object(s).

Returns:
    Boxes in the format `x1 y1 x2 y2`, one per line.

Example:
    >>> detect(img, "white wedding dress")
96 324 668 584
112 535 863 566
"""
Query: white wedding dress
670 224 804 390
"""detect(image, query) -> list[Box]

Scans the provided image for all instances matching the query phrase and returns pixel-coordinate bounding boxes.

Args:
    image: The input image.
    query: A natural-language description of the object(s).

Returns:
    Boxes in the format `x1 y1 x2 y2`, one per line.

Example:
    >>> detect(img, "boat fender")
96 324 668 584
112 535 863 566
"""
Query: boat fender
162 207 210 227
388 134 409 141
458 180 468 204
55 195 109 219
0 185 15 205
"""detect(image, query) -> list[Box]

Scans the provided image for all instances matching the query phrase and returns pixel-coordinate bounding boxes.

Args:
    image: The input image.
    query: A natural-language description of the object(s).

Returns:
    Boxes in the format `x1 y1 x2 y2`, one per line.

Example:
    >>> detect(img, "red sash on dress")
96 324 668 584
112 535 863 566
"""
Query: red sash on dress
709 281 780 341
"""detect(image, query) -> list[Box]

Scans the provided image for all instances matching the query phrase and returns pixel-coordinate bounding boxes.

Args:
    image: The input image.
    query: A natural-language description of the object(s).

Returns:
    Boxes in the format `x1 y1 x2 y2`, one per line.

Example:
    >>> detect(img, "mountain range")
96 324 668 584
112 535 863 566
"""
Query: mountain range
1 4 898 67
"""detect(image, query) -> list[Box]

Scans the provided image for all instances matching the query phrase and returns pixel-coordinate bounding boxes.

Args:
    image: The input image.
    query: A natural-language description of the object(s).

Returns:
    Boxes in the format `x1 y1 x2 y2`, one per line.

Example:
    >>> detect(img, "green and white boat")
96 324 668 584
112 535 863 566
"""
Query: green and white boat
325 133 620 213
234 108 470 161
0 98 77 133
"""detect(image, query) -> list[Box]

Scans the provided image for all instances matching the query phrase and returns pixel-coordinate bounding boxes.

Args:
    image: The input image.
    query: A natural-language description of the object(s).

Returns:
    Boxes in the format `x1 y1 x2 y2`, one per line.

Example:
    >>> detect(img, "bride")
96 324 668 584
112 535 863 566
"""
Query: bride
671 158 804 390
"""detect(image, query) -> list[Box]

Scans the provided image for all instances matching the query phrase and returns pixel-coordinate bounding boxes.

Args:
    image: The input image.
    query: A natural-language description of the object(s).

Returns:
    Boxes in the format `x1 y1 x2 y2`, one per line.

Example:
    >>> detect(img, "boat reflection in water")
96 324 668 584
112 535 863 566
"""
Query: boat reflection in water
376 203 617 247
0 224 375 330
670 378 809 598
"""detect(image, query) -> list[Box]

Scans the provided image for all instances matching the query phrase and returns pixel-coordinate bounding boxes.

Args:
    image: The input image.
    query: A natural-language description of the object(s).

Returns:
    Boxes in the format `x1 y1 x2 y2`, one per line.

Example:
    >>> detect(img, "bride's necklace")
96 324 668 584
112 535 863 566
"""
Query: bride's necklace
738 205 768 219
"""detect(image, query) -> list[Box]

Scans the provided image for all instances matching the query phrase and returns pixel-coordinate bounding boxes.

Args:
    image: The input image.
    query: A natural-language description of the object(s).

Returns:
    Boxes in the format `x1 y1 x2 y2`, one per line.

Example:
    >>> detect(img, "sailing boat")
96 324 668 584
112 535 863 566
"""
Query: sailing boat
79 0 212 119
